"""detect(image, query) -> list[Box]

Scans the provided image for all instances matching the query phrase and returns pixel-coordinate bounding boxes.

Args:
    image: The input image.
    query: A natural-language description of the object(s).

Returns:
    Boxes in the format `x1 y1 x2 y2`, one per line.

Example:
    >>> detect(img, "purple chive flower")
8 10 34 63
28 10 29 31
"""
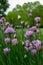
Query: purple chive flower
34 17 40 23
25 30 33 38
25 40 30 47
36 40 42 50
4 27 14 34
32 40 37 45
31 49 37 55
0 19 3 24
32 40 41 46
12 38 18 45
28 45 33 51
4 38 10 44
29 26 37 32
3 48 10 54
28 13 32 17
37 45 42 51
1 17 6 21
5 22 10 25
25 43 33 51
32 40 42 50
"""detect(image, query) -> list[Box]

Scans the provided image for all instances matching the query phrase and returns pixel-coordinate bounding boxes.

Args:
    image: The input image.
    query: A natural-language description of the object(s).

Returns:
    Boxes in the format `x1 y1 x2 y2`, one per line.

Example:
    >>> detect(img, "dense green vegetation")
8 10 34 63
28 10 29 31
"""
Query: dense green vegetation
6 1 43 27
0 0 9 15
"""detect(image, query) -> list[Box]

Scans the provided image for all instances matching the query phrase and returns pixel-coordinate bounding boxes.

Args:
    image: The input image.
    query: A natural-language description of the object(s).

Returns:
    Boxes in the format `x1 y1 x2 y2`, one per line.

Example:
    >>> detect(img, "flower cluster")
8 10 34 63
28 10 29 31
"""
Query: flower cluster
24 16 42 55
0 16 18 54
0 14 42 58
4 26 18 54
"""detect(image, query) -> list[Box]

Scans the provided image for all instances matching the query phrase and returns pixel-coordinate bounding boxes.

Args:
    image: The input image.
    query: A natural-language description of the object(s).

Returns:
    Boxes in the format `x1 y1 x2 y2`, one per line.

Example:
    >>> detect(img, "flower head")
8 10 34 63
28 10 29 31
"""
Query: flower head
0 19 3 24
31 49 37 55
4 27 14 34
28 13 32 17
28 45 33 51
3 48 10 54
5 22 10 26
25 30 33 38
32 40 42 50
4 38 10 44
1 17 6 21
12 38 18 45
25 40 30 47
34 17 40 23
29 26 37 32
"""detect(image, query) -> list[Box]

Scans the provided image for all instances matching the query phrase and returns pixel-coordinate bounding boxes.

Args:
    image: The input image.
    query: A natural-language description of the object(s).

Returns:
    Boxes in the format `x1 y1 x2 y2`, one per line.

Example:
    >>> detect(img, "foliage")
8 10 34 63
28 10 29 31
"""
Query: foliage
0 0 9 14
6 1 43 27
